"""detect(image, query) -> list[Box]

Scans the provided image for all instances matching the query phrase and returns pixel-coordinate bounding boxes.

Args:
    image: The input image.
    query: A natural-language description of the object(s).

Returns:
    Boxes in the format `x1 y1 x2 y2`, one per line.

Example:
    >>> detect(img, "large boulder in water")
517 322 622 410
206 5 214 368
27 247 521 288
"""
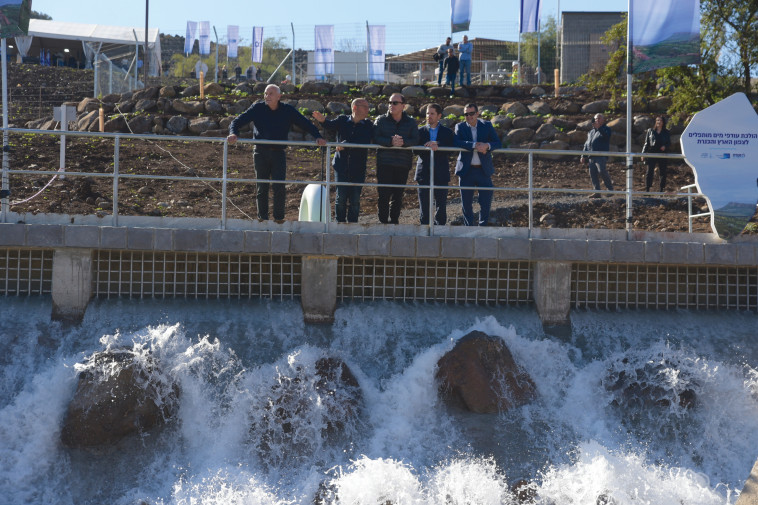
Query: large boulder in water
60 349 180 448
435 331 537 414
254 356 362 465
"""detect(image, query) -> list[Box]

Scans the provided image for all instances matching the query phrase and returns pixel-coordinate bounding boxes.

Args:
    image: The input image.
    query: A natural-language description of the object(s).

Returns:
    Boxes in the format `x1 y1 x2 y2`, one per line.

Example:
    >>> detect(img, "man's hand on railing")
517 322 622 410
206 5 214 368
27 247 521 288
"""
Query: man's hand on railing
227 134 238 145
316 138 327 146
424 141 438 151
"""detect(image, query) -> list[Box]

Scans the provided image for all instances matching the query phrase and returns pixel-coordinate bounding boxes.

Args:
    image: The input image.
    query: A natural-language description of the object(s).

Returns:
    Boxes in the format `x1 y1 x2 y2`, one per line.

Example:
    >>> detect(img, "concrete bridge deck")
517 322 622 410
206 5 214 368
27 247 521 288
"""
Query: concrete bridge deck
1 215 756 325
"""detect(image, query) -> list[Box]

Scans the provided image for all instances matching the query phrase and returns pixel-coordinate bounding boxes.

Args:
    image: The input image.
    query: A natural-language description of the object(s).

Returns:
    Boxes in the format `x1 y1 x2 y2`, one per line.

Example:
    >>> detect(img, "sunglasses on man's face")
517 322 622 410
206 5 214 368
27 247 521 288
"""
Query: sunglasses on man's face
388 101 403 105
464 111 477 117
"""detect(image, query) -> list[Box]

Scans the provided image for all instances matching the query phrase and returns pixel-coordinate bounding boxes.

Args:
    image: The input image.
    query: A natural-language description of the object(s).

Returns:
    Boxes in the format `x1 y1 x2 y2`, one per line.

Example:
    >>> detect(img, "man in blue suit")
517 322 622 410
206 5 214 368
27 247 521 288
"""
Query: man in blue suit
454 103 503 226
415 103 454 225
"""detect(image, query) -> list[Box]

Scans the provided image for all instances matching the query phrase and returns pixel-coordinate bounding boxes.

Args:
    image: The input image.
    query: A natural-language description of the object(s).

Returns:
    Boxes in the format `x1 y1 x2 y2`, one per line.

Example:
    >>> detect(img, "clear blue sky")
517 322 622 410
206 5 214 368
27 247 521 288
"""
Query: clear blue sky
31 0 629 38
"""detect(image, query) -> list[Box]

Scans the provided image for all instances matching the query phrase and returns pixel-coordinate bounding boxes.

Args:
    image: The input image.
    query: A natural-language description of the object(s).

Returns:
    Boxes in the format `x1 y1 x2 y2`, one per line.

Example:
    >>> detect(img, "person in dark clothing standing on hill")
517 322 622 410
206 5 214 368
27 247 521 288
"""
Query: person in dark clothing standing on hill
436 37 454 86
443 48 460 97
312 98 373 223
641 115 672 193
373 93 419 224
227 84 326 222
580 113 614 198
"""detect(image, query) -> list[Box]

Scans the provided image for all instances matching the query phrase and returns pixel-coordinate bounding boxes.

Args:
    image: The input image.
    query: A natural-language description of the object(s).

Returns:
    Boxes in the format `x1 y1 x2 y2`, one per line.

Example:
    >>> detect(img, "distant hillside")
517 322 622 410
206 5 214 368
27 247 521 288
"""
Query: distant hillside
715 202 757 219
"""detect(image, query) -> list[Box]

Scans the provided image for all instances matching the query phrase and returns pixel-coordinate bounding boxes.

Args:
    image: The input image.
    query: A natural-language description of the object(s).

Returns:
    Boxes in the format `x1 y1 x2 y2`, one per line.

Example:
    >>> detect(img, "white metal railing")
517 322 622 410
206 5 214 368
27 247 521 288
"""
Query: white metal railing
0 128 703 237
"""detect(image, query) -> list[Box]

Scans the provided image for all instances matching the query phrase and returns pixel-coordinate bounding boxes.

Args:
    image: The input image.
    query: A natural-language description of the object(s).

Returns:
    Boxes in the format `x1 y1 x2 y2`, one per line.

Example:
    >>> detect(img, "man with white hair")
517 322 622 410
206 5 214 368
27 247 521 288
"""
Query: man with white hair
228 84 326 222
580 113 614 198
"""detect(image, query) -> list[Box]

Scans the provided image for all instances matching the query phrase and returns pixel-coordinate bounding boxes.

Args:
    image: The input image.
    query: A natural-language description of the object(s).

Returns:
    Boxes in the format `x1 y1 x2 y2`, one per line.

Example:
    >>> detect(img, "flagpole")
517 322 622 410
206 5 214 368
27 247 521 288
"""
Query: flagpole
291 23 296 86
517 2 522 86
625 0 633 236
365 21 370 82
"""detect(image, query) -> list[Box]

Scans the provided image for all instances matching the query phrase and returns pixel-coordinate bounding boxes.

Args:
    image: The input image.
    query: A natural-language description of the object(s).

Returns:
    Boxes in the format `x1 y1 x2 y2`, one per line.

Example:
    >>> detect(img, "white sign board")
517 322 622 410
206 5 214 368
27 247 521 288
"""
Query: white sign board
53 106 77 123
680 93 758 239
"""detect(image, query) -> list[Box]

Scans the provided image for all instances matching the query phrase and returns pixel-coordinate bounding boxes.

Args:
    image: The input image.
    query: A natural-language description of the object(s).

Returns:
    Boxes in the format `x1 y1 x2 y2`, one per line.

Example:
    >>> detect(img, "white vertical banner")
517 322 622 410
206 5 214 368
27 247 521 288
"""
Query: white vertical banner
520 0 541 33
367 25 385 82
314 25 334 79
184 21 197 55
227 25 239 59
252 26 264 63
198 21 211 56
451 0 473 33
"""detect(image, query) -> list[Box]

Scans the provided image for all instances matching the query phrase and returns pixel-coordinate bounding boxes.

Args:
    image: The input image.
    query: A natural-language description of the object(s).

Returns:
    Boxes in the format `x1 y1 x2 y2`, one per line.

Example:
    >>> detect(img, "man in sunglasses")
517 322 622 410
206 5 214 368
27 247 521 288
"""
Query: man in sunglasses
373 93 419 224
454 103 502 226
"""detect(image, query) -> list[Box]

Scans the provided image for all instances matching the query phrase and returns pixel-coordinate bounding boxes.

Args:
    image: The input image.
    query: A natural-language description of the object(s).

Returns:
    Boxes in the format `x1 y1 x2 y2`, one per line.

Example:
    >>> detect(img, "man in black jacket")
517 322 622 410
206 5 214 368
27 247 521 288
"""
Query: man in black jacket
443 48 460 97
416 103 454 225
312 99 373 223
373 93 419 224
227 84 326 222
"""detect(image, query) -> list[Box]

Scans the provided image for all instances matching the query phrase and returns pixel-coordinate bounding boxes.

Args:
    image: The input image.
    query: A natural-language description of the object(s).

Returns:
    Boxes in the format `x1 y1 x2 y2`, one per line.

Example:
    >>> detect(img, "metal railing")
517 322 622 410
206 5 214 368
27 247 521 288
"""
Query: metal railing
0 128 706 237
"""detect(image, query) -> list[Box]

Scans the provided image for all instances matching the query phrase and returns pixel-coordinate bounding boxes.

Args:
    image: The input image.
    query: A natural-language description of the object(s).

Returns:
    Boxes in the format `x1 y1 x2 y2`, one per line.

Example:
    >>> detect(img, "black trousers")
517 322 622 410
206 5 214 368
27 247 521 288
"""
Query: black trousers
645 159 668 193
253 148 287 221
417 185 448 225
376 164 410 224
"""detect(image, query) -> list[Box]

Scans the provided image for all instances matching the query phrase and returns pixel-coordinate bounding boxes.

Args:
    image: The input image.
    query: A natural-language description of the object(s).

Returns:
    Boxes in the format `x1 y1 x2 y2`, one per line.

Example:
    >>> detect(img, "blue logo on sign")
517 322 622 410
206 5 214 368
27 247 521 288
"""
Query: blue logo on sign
371 49 382 56
717 153 731 159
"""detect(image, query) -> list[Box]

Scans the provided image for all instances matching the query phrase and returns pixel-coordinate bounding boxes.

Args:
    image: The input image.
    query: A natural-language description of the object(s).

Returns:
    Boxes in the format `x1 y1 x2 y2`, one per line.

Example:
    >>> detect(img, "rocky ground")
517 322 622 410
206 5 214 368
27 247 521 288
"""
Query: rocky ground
2 63 751 234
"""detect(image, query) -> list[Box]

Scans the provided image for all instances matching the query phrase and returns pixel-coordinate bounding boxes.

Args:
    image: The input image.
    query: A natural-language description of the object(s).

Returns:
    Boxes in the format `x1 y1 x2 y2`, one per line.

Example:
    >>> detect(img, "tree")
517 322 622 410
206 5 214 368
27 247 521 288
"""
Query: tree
701 0 758 94
520 15 558 75
30 10 51 20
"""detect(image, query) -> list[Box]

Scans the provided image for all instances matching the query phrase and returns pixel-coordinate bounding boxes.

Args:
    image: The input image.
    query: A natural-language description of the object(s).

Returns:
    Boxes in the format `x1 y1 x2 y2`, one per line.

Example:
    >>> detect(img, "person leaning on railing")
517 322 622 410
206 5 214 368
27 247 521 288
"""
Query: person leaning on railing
227 84 326 223
453 103 502 226
416 103 454 225
373 93 419 225
312 99 373 223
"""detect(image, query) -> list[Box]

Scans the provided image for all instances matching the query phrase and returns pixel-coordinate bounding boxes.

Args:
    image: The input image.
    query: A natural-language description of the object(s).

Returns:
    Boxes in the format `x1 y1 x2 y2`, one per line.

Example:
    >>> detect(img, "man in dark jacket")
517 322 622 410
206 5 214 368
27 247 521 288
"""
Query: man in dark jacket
416 103 454 225
443 48 460 97
580 113 614 197
373 93 419 224
454 103 502 226
227 84 326 222
312 99 373 223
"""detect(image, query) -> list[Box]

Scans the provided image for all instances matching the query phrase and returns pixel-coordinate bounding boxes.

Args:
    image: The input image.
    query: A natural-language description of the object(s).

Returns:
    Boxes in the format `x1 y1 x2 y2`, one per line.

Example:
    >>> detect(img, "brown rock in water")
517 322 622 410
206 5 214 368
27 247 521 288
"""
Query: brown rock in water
255 356 362 464
60 349 179 448
435 330 537 414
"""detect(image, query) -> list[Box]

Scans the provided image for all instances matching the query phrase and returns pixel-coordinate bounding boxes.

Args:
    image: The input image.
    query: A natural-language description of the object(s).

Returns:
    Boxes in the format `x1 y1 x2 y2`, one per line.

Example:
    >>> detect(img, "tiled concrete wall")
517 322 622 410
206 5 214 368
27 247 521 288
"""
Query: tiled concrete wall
1 223 754 266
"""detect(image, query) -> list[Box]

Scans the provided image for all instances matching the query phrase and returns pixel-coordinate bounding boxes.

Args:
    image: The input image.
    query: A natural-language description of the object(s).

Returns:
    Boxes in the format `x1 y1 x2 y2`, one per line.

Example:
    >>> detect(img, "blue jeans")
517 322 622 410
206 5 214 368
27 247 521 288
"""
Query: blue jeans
459 166 493 226
335 172 362 223
459 59 471 86
588 157 614 191
438 59 445 85
446 72 456 94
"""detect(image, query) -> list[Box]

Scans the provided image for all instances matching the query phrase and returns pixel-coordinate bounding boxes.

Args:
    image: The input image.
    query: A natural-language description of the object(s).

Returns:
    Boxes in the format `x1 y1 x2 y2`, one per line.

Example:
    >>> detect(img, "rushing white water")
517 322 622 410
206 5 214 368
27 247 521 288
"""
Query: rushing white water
0 297 756 504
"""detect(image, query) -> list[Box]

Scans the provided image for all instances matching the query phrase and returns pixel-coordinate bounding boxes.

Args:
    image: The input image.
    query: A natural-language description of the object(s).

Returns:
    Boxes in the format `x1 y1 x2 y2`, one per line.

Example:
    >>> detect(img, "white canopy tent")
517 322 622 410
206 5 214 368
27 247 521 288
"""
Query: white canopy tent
20 19 161 76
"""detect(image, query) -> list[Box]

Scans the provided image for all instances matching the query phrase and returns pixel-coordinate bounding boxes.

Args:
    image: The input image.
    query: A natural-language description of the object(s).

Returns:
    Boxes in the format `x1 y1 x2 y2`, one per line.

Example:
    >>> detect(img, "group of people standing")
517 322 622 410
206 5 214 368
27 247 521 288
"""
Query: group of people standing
227 85 500 227
436 35 473 96
580 113 672 197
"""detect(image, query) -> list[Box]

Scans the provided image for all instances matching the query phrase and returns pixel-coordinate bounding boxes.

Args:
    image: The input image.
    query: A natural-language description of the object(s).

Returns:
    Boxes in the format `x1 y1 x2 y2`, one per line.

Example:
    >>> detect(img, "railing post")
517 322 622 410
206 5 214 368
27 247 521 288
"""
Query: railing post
222 139 228 230
687 186 693 234
429 148 435 236
528 151 534 235
325 144 331 233
112 136 119 227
